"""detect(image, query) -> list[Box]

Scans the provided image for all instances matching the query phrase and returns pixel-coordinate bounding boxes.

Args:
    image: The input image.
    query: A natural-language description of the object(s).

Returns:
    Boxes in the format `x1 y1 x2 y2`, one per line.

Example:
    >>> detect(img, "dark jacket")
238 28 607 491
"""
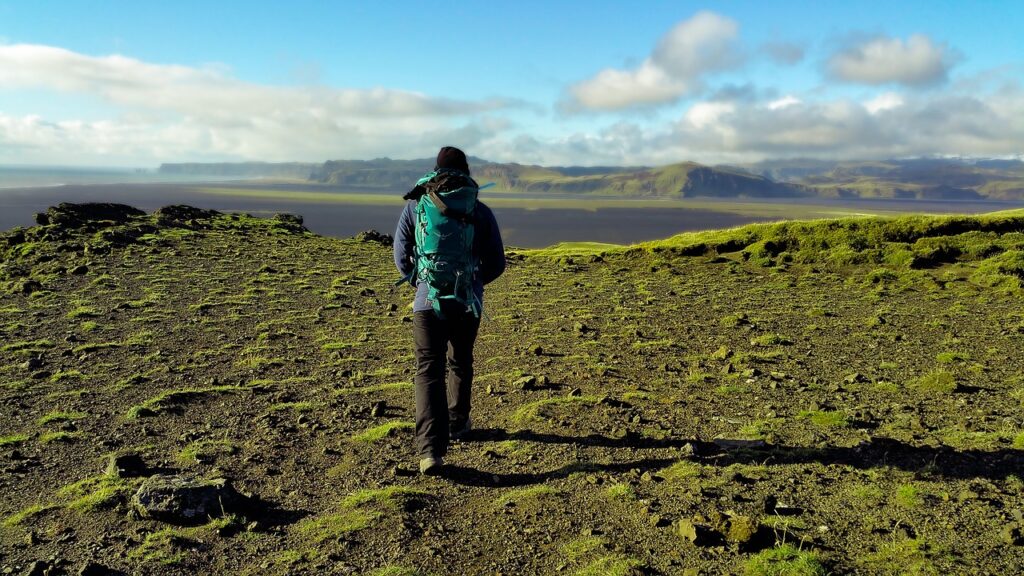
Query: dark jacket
393 199 505 313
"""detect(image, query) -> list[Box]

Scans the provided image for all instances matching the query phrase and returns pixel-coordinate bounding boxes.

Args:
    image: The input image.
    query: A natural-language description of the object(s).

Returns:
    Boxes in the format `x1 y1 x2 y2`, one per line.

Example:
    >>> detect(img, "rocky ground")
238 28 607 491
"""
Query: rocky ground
0 203 1023 575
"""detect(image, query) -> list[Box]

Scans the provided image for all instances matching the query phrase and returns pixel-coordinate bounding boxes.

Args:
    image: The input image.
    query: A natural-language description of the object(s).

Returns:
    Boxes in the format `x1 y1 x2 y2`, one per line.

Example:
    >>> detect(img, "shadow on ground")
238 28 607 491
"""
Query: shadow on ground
441 428 1024 487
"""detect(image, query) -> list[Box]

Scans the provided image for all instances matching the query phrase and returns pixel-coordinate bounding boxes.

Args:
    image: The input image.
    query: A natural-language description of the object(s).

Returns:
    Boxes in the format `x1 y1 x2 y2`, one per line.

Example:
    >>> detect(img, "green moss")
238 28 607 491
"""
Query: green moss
744 544 826 576
57 475 134 511
798 410 848 428
861 536 949 575
511 395 602 423
935 351 970 364
350 421 414 443
72 341 122 354
126 384 251 418
493 485 558 508
296 486 426 544
1 339 55 353
294 508 377 543
751 333 791 347
178 439 238 464
604 483 636 501
909 370 957 394
0 433 30 447
267 401 320 412
66 306 101 319
894 483 923 508
3 503 58 527
37 410 88 426
561 536 608 560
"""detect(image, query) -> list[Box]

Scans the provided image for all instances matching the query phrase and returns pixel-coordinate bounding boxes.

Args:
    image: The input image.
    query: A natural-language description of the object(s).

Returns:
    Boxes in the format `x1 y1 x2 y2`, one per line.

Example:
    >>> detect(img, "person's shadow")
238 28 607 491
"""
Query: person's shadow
441 428 1024 487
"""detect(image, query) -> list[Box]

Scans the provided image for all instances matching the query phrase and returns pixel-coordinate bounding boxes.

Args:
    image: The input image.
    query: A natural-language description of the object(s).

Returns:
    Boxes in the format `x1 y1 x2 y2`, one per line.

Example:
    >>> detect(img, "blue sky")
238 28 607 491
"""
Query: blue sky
0 1 1022 166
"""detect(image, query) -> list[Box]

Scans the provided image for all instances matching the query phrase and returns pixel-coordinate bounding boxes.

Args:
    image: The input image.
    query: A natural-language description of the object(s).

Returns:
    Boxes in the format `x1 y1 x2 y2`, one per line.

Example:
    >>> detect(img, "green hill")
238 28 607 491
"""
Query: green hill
2 204 1023 574
732 158 1024 200
161 157 1024 200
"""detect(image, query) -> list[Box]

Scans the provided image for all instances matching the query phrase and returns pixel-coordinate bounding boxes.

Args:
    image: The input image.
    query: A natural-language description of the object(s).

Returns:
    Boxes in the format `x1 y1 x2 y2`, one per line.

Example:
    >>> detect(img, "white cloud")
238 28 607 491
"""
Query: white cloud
478 84 1024 166
0 43 517 163
767 95 801 110
828 34 955 87
864 92 904 114
565 11 740 111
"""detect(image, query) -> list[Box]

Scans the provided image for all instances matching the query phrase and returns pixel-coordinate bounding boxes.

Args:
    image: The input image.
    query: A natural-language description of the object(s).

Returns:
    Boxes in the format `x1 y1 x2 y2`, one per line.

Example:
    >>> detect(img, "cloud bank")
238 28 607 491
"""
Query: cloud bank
0 18 1022 168
828 34 955 87
565 11 741 111
0 43 514 163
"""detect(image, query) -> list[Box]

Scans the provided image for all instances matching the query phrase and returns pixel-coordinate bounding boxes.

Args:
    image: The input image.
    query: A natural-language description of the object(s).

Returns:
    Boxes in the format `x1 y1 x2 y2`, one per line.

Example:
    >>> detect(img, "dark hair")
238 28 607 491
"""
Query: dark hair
435 146 470 174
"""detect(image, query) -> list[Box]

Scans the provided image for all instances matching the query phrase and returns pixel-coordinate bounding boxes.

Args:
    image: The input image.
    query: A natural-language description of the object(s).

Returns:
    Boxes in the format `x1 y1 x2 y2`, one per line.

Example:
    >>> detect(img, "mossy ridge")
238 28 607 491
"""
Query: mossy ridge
125 383 260 418
294 486 428 546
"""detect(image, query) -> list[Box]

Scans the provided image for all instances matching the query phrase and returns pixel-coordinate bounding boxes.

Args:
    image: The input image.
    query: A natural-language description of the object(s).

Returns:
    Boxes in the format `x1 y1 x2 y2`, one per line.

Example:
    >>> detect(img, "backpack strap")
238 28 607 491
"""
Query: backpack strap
427 190 473 224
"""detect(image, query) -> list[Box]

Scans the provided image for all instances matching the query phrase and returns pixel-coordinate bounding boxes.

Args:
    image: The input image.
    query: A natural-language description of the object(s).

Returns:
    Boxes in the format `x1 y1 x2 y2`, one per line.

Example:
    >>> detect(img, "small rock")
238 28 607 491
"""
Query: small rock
69 265 89 275
106 454 147 478
24 561 48 576
78 563 112 576
370 401 386 417
649 514 668 527
677 519 713 546
725 515 757 544
513 375 537 390
25 531 39 546
567 387 582 397
18 279 43 294
531 346 544 356
485 384 495 395
845 373 868 384
353 230 392 245
1000 524 1023 546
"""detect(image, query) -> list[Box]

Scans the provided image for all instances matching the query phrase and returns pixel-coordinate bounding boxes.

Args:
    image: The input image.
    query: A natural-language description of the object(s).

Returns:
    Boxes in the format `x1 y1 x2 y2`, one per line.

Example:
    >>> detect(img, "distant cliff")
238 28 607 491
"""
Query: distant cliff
158 162 319 179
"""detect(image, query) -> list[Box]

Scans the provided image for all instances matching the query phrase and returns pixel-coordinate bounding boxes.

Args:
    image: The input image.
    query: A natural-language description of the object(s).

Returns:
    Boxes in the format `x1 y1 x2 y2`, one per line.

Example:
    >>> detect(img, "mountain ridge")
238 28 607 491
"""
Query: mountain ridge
157 156 1024 200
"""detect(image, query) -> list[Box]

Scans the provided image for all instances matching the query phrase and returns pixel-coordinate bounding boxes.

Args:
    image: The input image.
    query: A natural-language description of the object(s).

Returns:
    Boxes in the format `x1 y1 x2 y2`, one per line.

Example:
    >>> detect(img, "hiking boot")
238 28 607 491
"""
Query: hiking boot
450 417 472 440
419 456 444 476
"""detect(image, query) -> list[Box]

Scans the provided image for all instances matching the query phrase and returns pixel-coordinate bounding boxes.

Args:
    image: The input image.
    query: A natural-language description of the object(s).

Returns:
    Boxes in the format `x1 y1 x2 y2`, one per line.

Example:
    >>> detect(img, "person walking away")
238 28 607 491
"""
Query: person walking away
393 146 505 475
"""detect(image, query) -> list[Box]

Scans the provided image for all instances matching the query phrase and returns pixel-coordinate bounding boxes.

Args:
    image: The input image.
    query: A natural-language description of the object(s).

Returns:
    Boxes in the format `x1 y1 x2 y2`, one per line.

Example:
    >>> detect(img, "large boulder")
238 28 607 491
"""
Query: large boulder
271 213 306 233
35 203 145 229
354 229 393 245
131 474 246 524
153 205 221 228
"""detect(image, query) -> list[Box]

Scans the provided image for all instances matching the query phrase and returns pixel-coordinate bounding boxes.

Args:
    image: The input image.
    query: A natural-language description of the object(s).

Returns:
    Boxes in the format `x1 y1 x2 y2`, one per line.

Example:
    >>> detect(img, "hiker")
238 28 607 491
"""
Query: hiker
393 146 506 475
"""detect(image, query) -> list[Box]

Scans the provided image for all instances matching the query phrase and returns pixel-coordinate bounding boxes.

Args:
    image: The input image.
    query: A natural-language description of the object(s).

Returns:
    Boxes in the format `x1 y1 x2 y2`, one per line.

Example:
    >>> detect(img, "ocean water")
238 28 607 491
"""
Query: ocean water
0 165 239 188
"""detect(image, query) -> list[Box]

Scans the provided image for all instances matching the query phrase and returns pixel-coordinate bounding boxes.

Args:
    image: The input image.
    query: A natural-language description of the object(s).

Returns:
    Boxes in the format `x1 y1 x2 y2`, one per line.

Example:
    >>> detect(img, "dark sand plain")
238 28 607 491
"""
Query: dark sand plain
3 182 1024 247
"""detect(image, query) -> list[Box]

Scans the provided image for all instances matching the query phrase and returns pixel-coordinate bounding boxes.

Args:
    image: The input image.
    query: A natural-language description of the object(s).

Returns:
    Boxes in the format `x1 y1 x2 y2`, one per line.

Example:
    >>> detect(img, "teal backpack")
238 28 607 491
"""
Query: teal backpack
399 169 481 317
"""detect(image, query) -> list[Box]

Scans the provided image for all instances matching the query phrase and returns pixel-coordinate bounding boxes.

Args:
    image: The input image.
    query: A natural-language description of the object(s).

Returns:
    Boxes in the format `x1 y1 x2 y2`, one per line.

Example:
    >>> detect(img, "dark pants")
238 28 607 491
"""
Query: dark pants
413 306 481 458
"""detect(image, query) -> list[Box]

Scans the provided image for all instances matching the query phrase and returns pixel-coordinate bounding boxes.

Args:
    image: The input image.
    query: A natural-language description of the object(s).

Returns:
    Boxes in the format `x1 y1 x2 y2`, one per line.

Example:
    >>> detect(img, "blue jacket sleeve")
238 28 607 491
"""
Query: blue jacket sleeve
476 203 506 285
393 201 416 277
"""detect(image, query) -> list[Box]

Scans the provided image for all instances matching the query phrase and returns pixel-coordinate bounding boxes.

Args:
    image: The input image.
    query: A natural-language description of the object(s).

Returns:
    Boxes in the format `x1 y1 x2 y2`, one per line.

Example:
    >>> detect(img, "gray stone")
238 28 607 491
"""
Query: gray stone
131 474 246 524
